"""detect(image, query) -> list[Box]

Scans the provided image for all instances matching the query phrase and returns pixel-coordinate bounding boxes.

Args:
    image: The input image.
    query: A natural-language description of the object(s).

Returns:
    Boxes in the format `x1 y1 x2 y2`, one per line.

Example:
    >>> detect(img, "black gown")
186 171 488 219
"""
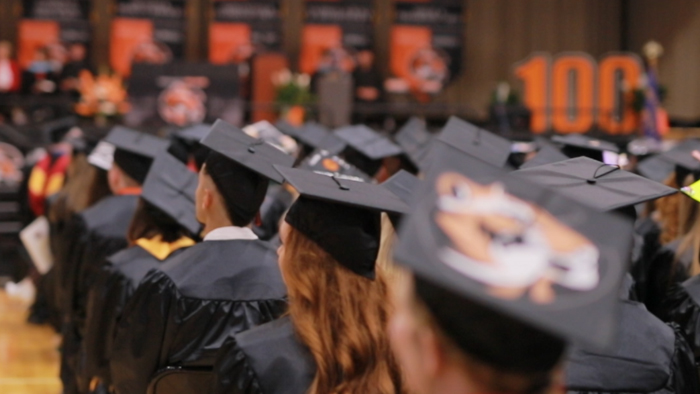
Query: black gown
565 300 699 394
630 217 662 301
110 239 288 394
211 316 316 394
254 186 294 241
642 240 692 321
80 245 188 389
665 275 700 359
59 194 139 393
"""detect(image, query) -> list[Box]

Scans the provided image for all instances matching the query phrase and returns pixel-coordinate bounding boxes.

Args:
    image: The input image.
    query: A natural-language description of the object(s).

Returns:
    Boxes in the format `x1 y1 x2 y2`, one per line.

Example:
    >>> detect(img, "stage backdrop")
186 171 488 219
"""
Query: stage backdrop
110 0 186 76
17 0 91 69
388 0 463 98
300 0 374 75
209 0 282 65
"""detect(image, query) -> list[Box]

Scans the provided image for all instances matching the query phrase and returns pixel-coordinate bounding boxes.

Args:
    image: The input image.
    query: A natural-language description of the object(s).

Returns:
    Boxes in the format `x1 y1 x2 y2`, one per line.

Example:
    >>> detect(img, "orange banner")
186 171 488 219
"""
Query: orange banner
209 23 252 65
299 24 343 75
17 20 60 69
110 18 154 77
389 25 432 85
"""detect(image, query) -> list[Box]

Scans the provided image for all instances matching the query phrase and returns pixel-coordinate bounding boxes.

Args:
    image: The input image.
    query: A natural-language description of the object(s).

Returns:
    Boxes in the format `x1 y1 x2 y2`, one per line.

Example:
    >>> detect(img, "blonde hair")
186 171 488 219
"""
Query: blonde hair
281 224 404 394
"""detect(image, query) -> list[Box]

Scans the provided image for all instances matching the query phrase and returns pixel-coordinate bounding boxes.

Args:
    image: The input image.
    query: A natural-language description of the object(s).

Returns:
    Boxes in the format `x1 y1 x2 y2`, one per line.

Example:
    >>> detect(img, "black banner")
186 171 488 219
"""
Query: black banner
115 0 186 60
213 0 282 51
22 0 91 44
305 0 374 51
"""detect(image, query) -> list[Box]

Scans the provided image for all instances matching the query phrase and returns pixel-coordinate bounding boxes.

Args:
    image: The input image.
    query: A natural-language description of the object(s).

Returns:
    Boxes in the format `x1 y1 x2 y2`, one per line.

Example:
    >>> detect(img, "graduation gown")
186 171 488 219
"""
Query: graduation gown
565 300 699 394
80 244 188 389
110 239 288 394
59 194 138 393
254 186 294 241
630 217 662 302
642 240 691 321
211 316 316 394
665 275 700 359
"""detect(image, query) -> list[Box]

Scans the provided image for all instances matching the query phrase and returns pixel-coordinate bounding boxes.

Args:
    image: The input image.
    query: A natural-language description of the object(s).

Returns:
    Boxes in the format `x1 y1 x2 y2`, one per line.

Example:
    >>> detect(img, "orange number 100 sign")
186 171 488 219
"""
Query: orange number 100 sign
514 52 643 135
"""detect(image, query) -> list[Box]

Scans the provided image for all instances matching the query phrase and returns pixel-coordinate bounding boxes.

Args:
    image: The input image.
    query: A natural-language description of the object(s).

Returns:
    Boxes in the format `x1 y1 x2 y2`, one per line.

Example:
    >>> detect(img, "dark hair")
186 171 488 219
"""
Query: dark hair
203 151 268 226
415 276 565 393
127 199 190 244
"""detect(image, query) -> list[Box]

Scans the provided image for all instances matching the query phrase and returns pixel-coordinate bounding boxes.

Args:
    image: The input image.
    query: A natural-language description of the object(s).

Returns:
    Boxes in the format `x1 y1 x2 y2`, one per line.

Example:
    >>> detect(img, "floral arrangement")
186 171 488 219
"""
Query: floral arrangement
272 69 314 108
74 70 130 121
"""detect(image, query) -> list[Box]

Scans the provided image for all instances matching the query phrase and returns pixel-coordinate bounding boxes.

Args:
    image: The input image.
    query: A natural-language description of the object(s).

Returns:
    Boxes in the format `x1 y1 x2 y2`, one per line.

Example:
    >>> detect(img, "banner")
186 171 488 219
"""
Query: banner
111 0 186 76
126 63 240 127
210 0 282 64
388 0 463 97
18 0 91 69
300 0 374 75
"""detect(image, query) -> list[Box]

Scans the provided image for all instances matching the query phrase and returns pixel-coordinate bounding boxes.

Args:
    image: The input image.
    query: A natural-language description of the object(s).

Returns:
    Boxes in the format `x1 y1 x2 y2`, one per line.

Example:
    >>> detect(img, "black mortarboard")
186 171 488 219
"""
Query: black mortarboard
277 121 330 150
552 134 619 162
299 149 371 182
335 125 403 176
200 119 295 184
42 116 78 144
393 142 633 350
435 116 511 168
654 140 700 185
168 124 211 169
380 170 422 228
636 154 675 183
105 126 168 183
513 157 677 214
394 117 433 171
174 124 211 143
276 166 409 279
519 145 569 170
141 153 200 235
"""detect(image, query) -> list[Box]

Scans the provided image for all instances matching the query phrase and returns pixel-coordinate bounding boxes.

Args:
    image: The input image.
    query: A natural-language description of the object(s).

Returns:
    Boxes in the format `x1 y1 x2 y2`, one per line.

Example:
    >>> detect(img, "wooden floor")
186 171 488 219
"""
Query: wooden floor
0 290 62 394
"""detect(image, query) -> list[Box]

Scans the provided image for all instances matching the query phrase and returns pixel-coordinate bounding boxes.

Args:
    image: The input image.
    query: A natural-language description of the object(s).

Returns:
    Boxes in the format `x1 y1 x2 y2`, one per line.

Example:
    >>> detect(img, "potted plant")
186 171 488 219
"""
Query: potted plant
272 69 314 126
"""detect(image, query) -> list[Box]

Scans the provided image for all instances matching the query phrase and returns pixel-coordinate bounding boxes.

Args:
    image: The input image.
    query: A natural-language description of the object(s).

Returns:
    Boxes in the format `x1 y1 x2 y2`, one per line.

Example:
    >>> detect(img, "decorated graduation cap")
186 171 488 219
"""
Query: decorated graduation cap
141 152 200 236
104 126 168 184
299 148 371 183
242 120 298 155
168 124 212 169
519 145 569 170
201 119 295 184
552 134 619 162
380 170 422 228
394 117 433 172
335 124 403 176
436 116 512 168
513 157 677 218
393 141 633 353
41 116 78 144
87 141 115 171
276 165 409 279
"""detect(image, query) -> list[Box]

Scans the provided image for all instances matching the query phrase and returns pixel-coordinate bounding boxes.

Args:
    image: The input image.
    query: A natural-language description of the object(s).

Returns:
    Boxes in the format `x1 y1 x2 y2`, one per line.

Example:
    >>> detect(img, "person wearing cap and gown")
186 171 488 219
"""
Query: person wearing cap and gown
109 120 292 394
167 124 212 171
59 127 167 394
551 134 621 163
79 153 200 392
388 142 633 394
334 124 406 182
210 167 409 394
392 117 433 175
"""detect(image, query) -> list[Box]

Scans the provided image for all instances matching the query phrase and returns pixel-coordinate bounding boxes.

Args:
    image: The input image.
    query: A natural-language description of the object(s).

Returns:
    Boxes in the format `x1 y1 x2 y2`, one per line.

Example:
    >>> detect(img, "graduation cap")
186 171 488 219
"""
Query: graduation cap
393 142 633 351
380 170 422 228
636 154 675 183
299 149 371 183
200 119 295 184
552 134 619 162
104 126 169 183
334 125 403 176
435 116 512 168
87 141 115 171
141 152 200 235
168 124 212 169
242 120 299 155
394 117 433 171
277 121 330 150
174 124 211 143
41 116 78 144
519 145 569 170
654 139 700 185
276 165 409 279
513 157 677 216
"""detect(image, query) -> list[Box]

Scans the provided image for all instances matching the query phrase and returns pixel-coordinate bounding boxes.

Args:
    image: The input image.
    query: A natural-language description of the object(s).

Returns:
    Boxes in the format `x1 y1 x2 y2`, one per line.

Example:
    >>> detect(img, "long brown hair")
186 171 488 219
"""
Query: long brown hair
48 153 110 223
656 173 683 245
281 226 404 394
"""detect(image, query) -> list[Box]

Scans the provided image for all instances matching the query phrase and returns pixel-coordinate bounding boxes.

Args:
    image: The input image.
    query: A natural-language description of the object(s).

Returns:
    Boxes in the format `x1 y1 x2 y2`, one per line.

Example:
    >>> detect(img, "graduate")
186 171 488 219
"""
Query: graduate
109 120 293 394
59 127 167 394
334 124 405 181
392 117 433 175
210 166 409 394
388 142 634 394
167 123 212 171
80 152 200 391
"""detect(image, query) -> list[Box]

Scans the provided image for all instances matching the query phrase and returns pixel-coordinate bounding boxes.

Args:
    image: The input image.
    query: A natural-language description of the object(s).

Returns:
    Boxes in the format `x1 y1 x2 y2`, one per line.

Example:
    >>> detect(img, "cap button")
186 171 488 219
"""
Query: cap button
586 179 597 185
